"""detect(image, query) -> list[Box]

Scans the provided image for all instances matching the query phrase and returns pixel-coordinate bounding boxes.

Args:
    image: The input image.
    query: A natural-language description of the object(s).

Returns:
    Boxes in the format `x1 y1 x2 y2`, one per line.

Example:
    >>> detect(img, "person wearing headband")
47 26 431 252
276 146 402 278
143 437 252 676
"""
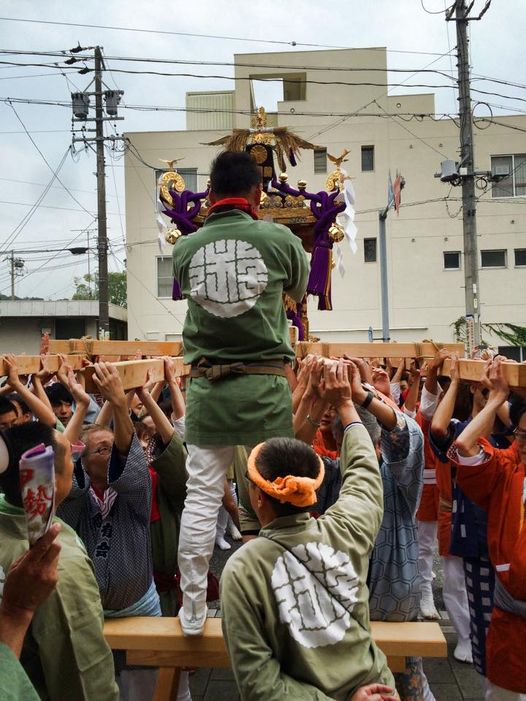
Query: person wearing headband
0 422 119 700
220 360 396 701
172 150 309 635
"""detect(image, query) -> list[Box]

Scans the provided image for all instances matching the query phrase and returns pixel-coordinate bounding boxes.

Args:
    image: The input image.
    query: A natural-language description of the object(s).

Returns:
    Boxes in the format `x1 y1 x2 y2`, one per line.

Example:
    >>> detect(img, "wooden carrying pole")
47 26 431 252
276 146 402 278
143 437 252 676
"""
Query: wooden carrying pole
0 355 85 377
295 341 465 360
3 341 526 389
81 358 190 393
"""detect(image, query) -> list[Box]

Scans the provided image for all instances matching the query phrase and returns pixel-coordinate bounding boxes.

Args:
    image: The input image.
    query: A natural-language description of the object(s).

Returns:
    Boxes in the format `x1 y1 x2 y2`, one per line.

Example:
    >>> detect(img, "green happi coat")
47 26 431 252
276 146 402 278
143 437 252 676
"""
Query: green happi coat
172 209 309 446
220 424 395 701
0 497 119 701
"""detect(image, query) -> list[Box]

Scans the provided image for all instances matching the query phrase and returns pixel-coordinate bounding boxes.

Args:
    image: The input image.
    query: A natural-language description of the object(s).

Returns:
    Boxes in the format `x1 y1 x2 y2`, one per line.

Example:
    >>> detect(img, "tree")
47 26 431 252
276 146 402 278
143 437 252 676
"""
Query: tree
451 316 526 348
72 272 127 308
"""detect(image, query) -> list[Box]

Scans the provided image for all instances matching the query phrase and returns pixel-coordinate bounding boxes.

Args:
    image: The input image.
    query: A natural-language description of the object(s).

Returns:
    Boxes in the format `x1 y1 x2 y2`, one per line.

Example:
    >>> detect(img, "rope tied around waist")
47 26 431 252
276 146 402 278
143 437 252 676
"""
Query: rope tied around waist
190 358 287 383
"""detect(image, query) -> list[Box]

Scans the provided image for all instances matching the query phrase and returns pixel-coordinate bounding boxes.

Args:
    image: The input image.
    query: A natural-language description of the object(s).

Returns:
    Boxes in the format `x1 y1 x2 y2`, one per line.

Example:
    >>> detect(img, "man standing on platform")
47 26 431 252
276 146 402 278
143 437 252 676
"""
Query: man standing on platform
172 150 309 635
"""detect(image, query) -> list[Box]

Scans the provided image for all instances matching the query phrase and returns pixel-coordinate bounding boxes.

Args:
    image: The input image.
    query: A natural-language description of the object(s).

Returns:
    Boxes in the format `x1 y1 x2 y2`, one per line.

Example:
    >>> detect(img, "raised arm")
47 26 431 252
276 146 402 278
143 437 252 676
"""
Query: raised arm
401 360 421 415
2 355 56 426
351 381 398 431
431 353 460 440
454 358 509 457
136 370 174 446
62 369 91 443
91 362 134 455
164 357 185 420
294 358 328 444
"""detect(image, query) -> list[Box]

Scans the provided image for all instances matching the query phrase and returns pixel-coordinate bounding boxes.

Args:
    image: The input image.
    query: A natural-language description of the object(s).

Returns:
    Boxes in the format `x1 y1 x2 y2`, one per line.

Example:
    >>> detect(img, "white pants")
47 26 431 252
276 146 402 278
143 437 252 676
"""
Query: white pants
418 520 437 598
216 480 238 540
178 445 234 621
485 679 526 701
442 555 471 644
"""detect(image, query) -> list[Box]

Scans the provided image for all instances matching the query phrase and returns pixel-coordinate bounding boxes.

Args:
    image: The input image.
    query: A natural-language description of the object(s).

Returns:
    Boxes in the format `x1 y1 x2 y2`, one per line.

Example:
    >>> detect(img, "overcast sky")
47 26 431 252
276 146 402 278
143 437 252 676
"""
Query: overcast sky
0 0 523 300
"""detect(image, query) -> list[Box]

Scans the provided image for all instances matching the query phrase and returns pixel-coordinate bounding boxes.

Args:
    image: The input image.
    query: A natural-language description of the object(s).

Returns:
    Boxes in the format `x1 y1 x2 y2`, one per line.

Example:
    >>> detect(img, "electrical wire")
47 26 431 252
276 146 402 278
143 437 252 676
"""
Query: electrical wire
0 18 458 55
7 102 96 217
0 147 70 254
420 0 455 14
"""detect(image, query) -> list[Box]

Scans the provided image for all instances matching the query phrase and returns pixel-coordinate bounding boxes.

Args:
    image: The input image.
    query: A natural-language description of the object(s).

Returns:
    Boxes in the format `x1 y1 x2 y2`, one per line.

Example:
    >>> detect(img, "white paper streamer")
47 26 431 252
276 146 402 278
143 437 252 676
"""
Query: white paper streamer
334 168 358 255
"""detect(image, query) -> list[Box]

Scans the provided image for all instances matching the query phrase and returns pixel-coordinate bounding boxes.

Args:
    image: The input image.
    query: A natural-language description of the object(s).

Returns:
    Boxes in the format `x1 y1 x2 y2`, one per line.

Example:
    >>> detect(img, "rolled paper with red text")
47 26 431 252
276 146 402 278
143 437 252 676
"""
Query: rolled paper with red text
19 443 55 546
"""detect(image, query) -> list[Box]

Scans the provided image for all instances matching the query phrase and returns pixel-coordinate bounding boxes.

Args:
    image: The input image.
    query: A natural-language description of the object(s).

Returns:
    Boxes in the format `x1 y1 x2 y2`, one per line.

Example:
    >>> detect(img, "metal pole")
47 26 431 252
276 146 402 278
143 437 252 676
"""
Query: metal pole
455 1 481 346
95 46 109 339
378 210 390 342
10 250 15 300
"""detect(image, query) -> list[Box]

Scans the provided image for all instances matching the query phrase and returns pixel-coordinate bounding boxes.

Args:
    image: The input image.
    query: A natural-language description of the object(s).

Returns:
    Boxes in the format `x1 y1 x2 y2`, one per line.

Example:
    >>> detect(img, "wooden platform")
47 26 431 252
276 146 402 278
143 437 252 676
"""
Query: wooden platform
104 616 447 701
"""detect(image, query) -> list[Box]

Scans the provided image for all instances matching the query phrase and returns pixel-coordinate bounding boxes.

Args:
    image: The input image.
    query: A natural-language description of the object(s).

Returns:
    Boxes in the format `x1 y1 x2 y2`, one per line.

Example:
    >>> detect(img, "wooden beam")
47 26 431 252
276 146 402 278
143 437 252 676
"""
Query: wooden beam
296 342 465 360
104 617 446 662
47 340 83 355
0 354 85 377
440 358 526 388
81 357 190 393
48 339 184 357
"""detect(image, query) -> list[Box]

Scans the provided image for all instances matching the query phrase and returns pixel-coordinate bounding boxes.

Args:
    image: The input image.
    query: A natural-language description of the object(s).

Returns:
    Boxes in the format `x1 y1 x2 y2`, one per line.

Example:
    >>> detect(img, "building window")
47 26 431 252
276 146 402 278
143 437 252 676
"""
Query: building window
481 249 507 268
157 256 173 298
361 145 374 172
514 248 526 267
491 154 526 198
155 168 198 193
497 346 526 362
314 148 327 174
364 238 377 263
443 251 461 270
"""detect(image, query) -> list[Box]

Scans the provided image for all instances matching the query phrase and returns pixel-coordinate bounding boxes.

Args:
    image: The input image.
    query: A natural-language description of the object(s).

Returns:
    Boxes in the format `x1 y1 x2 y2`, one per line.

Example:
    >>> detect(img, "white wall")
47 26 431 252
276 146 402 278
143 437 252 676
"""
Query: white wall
124 48 526 346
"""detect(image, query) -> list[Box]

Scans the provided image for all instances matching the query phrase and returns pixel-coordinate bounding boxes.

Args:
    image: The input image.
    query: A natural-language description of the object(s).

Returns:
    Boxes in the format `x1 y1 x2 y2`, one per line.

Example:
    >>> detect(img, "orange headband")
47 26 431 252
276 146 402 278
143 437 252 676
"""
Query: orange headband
247 442 325 508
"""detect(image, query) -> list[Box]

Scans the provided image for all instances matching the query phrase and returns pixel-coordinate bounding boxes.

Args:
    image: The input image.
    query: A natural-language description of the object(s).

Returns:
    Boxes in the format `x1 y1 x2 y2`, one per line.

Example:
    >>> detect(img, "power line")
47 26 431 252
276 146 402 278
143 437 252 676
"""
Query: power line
420 0 454 14
0 17 456 55
0 147 70 254
7 102 96 218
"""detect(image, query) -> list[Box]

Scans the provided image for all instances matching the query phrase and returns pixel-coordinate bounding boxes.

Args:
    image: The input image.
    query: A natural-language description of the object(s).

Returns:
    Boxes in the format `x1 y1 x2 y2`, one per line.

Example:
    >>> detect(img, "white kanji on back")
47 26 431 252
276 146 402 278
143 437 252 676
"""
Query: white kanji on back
271 541 360 649
189 239 268 318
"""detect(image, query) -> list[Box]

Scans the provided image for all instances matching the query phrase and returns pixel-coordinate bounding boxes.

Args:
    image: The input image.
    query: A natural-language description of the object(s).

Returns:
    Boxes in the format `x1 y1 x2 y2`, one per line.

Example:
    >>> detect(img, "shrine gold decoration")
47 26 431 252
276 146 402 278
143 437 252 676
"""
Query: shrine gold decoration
159 171 186 206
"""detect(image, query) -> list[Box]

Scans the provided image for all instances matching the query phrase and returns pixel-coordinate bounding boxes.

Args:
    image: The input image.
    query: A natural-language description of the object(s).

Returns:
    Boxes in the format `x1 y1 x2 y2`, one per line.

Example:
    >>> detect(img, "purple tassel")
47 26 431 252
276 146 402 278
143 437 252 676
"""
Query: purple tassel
172 278 183 301
286 306 305 341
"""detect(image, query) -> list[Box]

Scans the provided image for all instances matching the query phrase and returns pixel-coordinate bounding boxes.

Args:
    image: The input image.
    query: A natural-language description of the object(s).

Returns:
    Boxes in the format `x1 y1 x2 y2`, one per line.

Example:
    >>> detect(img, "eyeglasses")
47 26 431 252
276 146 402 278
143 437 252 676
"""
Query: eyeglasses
89 446 112 456
513 428 526 442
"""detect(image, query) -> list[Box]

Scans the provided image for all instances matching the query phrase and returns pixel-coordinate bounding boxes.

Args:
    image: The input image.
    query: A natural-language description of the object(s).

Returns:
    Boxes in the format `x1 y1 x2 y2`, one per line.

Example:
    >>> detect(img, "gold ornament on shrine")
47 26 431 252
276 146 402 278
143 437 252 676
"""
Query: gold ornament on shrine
158 159 186 207
328 223 345 243
165 227 182 245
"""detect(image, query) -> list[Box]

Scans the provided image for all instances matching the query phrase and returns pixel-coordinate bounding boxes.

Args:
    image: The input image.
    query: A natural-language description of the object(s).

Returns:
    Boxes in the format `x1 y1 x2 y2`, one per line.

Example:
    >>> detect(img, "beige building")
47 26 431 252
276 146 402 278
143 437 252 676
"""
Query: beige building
124 47 526 351
0 300 127 355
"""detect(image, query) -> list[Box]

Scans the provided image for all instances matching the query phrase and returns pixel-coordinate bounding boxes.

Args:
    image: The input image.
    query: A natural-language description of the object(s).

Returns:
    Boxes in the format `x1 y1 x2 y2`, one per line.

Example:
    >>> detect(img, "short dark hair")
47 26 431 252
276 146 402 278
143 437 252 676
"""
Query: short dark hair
45 383 73 407
8 393 30 416
0 397 17 418
0 422 58 506
255 437 321 517
209 150 261 198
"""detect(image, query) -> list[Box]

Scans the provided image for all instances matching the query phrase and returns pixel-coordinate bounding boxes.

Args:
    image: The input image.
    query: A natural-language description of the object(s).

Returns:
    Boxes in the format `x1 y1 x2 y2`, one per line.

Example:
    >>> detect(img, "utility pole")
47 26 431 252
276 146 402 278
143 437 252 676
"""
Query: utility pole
4 251 25 300
378 210 390 342
94 47 109 338
69 45 124 339
446 0 491 347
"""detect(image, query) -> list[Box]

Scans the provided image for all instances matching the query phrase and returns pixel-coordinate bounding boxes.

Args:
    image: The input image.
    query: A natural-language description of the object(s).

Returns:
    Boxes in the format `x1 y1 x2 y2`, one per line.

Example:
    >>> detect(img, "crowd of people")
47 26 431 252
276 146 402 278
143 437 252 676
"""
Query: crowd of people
0 151 525 701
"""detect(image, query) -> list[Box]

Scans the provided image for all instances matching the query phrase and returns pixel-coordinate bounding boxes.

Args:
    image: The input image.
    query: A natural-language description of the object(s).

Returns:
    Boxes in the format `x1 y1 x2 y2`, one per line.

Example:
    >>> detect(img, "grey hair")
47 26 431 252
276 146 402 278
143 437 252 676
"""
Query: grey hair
331 406 382 447
354 405 382 446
